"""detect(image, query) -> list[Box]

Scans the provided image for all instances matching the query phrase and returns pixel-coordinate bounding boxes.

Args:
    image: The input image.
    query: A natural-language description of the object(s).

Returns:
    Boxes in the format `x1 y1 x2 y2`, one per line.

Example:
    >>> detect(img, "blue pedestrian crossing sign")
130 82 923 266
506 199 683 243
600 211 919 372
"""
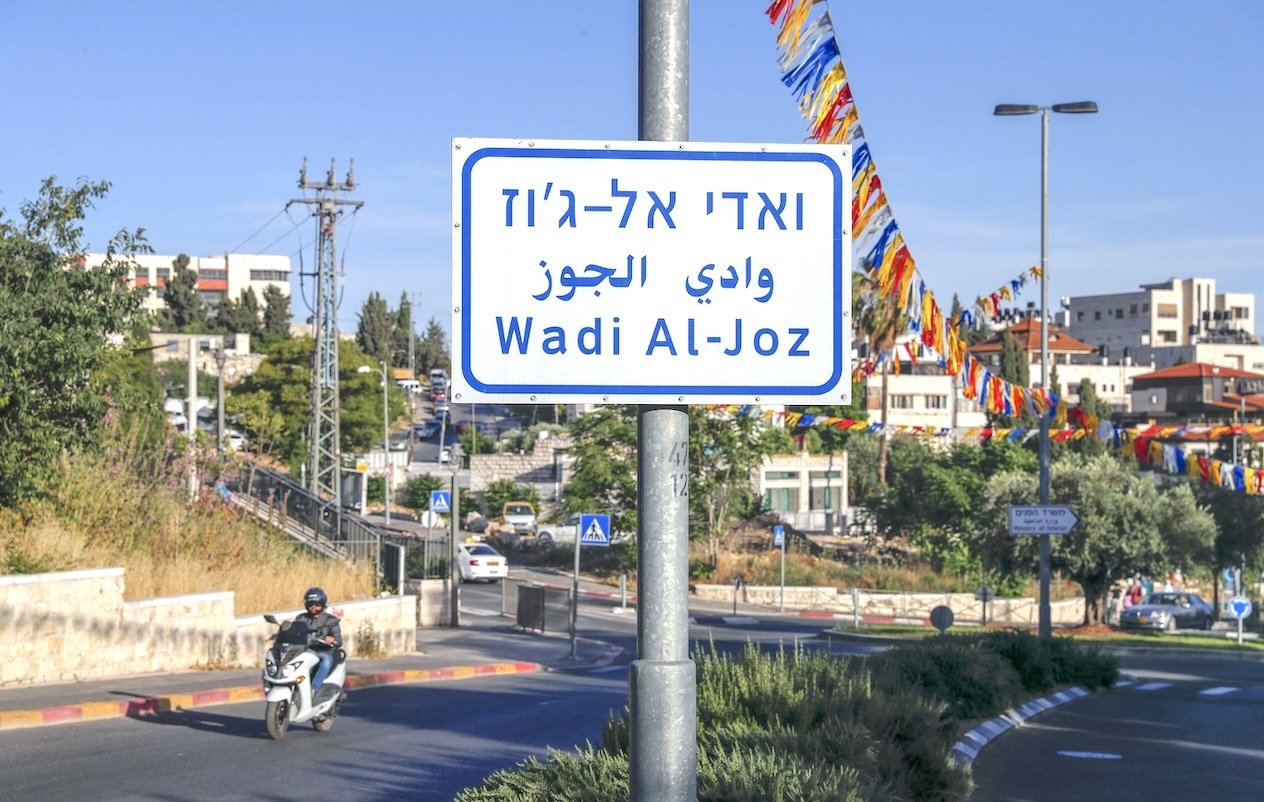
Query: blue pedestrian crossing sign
773 524 785 547
430 490 451 514
1228 595 1253 620
580 514 611 547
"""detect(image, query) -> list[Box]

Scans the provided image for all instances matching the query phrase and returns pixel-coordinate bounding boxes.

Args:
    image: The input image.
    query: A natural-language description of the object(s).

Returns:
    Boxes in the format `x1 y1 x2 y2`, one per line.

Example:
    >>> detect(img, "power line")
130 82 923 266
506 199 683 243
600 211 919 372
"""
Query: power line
224 207 286 254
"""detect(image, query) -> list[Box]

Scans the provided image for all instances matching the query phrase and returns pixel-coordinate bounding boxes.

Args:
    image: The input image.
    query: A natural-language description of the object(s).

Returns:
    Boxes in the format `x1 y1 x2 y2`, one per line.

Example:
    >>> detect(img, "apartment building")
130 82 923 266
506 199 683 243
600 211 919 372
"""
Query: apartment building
1065 277 1257 367
85 252 291 317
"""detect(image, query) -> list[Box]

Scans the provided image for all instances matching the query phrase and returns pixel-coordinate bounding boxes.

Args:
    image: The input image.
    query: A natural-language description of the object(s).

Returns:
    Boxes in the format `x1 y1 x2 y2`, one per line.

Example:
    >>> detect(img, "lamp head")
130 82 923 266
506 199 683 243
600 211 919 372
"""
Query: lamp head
1051 101 1098 114
993 103 1040 116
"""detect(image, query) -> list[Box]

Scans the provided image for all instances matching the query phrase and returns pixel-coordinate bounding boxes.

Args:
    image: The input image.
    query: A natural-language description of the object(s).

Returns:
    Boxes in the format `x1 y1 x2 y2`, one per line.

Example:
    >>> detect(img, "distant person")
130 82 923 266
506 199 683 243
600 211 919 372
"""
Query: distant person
1129 582 1144 606
1107 587 1121 625
296 587 342 692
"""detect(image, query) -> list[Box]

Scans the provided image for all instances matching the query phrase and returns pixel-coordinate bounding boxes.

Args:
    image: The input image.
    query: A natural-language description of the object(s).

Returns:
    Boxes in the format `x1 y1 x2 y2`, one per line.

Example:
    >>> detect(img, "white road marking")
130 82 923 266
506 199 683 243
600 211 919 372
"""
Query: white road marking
1134 682 1172 691
1057 751 1122 760
1200 686 1240 696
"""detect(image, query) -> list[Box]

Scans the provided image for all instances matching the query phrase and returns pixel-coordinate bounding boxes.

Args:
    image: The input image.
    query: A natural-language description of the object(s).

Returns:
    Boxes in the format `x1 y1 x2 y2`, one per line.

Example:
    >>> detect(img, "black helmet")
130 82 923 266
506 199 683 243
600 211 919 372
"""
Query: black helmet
303 587 327 609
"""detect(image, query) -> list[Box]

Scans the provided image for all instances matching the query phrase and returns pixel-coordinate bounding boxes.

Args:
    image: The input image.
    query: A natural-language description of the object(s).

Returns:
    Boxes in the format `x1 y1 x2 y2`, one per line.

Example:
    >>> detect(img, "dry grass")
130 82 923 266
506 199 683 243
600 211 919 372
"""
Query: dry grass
0 433 375 614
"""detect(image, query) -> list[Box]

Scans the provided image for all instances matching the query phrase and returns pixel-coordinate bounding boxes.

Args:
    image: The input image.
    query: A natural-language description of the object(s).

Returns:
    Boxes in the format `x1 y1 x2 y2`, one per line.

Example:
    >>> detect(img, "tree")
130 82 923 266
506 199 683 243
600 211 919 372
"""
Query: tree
689 406 784 566
160 253 205 331
975 454 1214 623
0 177 150 505
564 406 639 537
391 292 414 371
227 337 394 471
853 268 906 486
261 284 291 342
990 330 1033 428
355 292 392 366
417 317 450 375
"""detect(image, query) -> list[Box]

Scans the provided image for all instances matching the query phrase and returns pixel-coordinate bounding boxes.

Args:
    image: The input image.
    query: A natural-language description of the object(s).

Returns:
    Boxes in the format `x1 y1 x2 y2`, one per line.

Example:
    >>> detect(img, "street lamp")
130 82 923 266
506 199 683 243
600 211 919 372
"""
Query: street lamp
357 362 391 525
994 100 1098 639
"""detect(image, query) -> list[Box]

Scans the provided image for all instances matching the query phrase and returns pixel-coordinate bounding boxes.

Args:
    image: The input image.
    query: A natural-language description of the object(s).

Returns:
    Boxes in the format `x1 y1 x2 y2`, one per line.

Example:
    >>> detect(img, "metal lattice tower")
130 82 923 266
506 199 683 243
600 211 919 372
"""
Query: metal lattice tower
289 158 362 507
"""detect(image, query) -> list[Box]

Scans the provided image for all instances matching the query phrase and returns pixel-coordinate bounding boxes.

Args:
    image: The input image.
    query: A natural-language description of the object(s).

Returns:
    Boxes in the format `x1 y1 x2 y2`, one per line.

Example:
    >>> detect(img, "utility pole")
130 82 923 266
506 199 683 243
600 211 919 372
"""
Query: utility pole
288 158 363 527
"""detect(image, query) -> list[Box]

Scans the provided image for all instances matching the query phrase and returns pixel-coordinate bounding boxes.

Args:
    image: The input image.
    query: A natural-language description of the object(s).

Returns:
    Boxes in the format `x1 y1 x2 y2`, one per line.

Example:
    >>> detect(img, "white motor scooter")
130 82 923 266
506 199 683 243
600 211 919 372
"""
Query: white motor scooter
261 613 348 740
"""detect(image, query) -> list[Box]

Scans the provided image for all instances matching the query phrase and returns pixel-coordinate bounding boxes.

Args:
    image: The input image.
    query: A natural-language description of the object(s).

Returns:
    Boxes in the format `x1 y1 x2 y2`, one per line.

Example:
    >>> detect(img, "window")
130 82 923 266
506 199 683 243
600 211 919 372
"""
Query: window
763 488 795 512
1115 308 1124 319
890 395 913 409
1076 311 1084 322
199 269 227 281
156 267 170 280
1142 302 1150 312
1158 330 1178 343
1129 303 1138 316
250 270 289 282
925 395 947 409
765 471 798 481
1094 311 1102 321
1157 303 1178 318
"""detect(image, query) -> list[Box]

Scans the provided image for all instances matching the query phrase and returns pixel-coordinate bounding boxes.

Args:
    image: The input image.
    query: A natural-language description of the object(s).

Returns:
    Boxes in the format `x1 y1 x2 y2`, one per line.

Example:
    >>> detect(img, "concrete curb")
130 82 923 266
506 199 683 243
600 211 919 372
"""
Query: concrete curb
0 661 546 732
950 687 1089 766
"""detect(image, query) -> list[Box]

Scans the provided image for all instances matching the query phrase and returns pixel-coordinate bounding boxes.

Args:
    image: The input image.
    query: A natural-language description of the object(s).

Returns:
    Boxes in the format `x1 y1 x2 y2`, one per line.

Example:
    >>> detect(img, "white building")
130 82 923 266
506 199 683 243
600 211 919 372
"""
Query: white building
1065 277 1256 362
84 252 291 317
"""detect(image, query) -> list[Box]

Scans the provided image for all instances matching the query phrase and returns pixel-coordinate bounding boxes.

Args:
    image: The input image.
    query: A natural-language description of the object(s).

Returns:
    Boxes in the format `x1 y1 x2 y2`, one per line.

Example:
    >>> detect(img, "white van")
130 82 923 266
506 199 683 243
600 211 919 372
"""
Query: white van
396 379 422 393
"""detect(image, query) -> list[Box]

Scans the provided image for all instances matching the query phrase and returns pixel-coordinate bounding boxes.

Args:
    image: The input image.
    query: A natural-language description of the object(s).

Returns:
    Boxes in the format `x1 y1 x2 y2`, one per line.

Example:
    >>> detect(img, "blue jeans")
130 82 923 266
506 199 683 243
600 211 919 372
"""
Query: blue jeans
313 651 334 692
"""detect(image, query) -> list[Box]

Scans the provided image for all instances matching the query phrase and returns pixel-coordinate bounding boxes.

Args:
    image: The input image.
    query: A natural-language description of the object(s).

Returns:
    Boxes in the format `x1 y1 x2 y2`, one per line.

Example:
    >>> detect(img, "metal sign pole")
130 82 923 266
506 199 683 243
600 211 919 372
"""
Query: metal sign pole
630 4 696 800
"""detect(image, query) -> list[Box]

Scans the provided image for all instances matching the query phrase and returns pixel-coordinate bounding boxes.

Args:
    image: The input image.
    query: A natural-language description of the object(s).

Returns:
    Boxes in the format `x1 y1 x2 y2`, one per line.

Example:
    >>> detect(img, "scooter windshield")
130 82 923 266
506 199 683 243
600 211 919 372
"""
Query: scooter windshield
273 619 312 649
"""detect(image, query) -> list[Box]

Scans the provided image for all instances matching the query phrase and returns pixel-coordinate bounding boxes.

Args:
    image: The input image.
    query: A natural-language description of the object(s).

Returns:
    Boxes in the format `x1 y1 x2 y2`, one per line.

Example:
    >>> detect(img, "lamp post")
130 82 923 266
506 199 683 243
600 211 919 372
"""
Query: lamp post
358 362 391 525
995 100 1098 639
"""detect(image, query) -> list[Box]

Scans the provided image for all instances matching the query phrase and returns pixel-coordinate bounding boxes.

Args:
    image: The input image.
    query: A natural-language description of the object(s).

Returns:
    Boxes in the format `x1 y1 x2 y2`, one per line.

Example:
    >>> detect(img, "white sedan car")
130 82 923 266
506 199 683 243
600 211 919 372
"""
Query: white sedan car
457 542 508 582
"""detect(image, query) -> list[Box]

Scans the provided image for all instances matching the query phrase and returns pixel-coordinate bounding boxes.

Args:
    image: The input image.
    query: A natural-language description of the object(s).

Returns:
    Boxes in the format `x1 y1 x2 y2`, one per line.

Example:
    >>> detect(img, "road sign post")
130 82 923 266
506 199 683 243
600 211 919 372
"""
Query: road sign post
773 524 786 612
1228 595 1253 646
571 514 613 658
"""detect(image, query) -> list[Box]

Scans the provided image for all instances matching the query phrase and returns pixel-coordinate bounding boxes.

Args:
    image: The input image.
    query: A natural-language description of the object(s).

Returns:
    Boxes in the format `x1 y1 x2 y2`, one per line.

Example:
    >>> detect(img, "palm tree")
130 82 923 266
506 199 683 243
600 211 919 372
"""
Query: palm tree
852 267 906 486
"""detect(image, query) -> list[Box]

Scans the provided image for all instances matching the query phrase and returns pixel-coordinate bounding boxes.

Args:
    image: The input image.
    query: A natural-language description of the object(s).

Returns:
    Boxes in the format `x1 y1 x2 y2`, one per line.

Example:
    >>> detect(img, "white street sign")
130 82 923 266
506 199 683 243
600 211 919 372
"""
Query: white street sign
1008 505 1080 536
451 138 852 403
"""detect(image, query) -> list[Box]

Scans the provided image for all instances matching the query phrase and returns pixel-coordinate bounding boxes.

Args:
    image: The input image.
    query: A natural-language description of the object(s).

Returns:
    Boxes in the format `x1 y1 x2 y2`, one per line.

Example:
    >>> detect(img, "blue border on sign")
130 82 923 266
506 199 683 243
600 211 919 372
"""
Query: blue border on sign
458 146 846 396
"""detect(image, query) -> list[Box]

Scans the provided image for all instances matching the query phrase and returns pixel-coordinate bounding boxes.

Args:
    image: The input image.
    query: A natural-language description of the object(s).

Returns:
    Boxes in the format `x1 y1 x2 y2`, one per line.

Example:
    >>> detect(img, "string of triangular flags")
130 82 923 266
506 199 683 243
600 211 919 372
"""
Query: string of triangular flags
705 404 1264 495
766 1 1058 423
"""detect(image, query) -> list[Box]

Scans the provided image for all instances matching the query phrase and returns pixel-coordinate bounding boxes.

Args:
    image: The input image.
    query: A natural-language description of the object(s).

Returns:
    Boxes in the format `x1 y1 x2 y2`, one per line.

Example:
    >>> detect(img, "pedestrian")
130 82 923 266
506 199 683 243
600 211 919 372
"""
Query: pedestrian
1107 587 1121 625
1129 581 1144 606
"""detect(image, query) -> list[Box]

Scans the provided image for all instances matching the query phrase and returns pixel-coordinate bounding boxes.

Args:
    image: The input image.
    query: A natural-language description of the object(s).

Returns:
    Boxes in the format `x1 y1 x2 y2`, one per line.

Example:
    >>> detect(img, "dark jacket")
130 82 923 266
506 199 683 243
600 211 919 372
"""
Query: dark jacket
297 610 342 648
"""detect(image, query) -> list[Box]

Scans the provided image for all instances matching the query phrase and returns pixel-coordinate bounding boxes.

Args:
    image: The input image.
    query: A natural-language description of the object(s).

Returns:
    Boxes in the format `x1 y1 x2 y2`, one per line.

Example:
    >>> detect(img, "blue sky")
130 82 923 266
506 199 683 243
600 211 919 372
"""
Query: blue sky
3 1 1261 336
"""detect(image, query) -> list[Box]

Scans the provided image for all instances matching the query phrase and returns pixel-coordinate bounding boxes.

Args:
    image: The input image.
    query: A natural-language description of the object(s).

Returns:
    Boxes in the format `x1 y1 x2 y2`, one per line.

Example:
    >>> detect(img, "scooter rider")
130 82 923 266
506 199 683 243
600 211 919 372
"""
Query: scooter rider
297 587 342 692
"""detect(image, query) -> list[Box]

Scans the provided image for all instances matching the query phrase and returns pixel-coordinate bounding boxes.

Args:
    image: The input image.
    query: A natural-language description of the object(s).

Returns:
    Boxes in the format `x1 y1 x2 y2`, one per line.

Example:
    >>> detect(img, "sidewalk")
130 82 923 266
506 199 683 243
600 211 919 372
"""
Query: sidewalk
0 619 623 732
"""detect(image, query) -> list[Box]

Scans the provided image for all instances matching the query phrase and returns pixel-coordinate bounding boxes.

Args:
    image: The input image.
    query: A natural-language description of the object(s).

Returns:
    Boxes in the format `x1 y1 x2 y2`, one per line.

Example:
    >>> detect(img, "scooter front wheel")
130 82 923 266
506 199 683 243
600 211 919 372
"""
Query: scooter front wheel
265 699 291 740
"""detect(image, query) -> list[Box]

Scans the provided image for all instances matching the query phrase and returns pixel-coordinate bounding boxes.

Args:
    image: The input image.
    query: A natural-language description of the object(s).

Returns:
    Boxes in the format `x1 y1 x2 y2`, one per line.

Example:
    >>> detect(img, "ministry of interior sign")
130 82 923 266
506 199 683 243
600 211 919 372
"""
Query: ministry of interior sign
451 138 851 404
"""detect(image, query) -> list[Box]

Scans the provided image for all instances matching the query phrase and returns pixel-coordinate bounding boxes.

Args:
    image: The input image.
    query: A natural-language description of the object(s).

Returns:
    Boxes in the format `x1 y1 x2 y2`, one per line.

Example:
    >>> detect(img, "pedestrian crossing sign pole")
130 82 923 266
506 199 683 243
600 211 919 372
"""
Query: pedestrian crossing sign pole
570 513 612 660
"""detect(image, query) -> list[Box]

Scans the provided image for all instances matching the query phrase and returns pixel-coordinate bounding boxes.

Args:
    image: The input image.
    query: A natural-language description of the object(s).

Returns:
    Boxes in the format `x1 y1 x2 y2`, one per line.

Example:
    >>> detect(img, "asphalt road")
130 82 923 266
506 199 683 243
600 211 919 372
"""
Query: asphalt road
968 651 1264 801
0 584 870 801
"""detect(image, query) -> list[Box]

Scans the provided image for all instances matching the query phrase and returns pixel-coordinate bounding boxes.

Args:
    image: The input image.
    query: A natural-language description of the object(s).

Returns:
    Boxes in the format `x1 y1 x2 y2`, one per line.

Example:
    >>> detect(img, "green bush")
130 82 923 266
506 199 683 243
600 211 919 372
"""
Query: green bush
868 638 1023 721
460 632 1115 802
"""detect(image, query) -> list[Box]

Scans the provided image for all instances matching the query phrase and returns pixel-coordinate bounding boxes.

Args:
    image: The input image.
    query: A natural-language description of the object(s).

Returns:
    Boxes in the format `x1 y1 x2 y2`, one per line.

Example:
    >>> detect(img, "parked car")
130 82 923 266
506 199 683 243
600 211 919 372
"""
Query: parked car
456 542 508 582
1117 591 1216 632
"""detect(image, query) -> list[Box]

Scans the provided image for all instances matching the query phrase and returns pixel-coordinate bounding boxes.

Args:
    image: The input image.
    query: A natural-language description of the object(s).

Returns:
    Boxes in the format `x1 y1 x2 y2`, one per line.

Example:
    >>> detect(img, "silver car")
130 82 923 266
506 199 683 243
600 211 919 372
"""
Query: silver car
1118 591 1216 632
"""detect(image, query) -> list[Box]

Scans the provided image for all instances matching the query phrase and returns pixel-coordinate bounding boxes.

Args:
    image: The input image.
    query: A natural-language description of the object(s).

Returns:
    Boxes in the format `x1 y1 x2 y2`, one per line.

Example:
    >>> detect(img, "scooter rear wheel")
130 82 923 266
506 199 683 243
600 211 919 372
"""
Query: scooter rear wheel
265 699 291 740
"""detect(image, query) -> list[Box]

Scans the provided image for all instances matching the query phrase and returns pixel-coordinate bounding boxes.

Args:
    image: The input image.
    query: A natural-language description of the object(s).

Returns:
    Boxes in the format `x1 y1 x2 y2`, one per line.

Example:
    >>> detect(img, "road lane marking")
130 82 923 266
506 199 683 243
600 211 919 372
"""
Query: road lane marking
1200 686 1240 696
1134 682 1172 691
1057 751 1122 760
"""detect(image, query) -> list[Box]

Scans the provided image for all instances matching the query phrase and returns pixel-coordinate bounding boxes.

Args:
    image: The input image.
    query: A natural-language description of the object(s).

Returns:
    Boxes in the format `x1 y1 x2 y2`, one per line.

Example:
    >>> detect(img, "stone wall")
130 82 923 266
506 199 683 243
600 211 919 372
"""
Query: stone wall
467 434 572 508
694 584 1086 627
0 568 416 688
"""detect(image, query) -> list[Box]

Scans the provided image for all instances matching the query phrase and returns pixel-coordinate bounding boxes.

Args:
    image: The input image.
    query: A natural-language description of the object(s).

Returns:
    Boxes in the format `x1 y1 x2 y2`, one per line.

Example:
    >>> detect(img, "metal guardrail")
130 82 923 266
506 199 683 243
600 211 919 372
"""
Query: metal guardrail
231 464 450 587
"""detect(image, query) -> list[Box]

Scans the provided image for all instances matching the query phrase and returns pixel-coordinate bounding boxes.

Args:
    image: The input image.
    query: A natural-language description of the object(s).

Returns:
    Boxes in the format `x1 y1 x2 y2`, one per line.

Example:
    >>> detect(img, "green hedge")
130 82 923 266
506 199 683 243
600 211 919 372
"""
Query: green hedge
456 631 1118 802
